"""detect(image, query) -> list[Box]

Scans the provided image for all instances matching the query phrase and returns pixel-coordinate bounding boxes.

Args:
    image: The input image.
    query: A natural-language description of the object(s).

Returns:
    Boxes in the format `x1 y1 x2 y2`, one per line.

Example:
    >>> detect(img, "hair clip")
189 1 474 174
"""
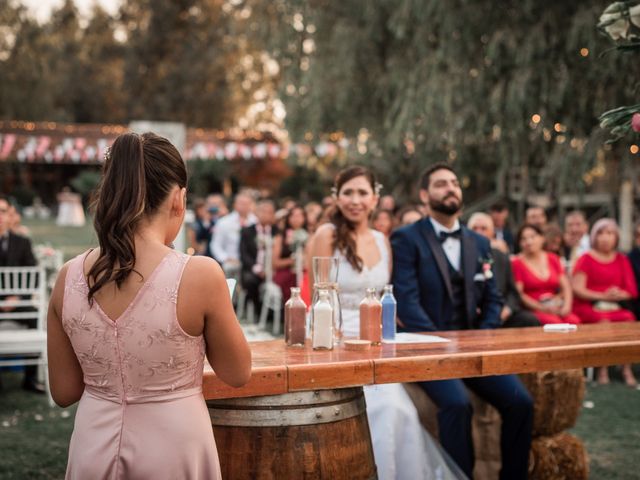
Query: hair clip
375 182 384 195
103 147 111 163
330 186 338 197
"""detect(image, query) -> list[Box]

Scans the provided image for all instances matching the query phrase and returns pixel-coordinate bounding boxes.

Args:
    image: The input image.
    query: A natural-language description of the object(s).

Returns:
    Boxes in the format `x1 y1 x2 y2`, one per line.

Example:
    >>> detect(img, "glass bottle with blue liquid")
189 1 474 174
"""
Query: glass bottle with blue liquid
380 284 397 340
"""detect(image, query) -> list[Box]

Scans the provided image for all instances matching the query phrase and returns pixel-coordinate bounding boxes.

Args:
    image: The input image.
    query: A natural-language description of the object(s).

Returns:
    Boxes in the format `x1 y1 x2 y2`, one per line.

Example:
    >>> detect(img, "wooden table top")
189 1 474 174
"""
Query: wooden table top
203 322 640 400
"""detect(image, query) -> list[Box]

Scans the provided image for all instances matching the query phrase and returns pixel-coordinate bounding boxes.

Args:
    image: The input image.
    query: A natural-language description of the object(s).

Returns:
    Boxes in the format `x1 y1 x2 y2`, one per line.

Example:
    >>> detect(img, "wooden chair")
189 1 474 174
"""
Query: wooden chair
0 266 51 404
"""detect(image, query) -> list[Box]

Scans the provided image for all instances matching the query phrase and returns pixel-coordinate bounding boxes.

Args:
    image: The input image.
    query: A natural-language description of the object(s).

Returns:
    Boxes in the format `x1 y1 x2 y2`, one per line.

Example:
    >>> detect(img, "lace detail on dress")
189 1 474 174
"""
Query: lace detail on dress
334 229 390 337
62 250 205 403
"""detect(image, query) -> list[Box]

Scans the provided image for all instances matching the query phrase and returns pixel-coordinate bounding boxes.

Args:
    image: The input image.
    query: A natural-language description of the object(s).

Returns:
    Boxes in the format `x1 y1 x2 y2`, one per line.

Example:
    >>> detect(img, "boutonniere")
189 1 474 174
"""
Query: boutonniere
479 256 494 279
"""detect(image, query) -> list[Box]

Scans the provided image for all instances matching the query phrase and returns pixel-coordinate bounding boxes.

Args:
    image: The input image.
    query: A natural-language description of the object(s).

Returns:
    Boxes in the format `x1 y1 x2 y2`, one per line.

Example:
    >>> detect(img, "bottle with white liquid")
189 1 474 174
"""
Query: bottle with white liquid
312 289 334 350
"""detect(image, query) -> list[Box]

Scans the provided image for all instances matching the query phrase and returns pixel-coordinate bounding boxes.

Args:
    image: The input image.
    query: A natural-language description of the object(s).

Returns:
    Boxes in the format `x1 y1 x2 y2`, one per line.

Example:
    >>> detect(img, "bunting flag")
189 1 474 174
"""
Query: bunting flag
0 122 351 164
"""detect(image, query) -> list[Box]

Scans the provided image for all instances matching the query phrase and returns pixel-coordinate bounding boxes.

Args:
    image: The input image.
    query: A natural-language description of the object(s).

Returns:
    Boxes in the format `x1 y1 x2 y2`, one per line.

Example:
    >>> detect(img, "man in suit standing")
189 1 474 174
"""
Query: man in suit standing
239 199 278 312
489 201 515 253
0 194 44 393
391 165 533 479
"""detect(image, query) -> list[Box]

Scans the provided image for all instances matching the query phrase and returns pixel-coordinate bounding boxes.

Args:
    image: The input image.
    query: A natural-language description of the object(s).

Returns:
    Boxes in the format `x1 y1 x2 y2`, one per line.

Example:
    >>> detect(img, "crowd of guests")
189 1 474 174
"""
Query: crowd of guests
4 129 639 479
188 184 640 390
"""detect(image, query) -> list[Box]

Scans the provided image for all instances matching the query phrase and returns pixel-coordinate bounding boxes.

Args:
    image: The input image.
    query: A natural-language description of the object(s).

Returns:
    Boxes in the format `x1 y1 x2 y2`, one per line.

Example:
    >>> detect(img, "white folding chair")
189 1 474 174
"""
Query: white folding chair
223 261 256 324
258 235 283 335
0 266 51 405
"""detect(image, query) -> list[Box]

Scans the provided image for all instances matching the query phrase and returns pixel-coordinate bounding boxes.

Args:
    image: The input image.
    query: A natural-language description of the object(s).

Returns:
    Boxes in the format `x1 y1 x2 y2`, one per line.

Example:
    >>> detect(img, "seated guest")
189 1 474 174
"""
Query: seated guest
543 223 564 256
304 201 323 234
396 204 423 226
572 218 637 386
273 205 308 304
9 205 30 237
468 212 509 254
489 201 515 252
0 194 44 393
371 208 394 237
211 191 256 273
562 210 590 273
239 199 278 312
627 221 640 321
187 198 212 256
525 205 548 230
378 194 396 213
511 224 580 325
392 164 532 480
467 213 540 328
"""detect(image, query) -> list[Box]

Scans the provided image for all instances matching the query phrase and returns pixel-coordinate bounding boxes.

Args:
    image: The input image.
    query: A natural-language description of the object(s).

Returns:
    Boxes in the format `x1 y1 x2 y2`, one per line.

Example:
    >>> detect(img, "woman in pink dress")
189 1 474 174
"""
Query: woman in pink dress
47 132 252 479
571 218 637 386
511 224 580 325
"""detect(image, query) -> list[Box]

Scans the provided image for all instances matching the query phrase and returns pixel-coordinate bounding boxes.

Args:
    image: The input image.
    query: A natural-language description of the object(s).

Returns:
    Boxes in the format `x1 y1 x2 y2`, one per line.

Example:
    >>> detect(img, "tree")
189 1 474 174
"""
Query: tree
74 5 127 123
248 0 640 205
0 2 55 120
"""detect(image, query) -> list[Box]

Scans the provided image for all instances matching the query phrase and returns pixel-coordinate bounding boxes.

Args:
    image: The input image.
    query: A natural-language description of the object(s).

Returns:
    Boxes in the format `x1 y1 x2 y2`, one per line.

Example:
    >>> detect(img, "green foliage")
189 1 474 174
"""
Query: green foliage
248 0 640 201
0 0 267 128
187 159 229 197
69 169 101 199
277 164 329 201
3 0 640 203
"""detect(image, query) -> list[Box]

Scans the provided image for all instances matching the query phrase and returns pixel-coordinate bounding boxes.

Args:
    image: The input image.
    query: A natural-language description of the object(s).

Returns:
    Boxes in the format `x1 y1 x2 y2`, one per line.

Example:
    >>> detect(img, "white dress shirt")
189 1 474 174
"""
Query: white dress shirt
210 211 257 264
430 217 462 271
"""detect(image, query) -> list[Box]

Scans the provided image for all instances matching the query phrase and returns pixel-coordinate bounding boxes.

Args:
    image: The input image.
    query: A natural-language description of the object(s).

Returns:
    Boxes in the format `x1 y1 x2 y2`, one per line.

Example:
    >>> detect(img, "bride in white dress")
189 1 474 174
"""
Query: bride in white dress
309 166 464 480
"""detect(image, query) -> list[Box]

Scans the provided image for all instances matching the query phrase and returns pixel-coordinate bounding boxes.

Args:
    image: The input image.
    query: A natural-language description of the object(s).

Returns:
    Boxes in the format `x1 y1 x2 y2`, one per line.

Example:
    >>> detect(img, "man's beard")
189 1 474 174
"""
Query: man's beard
430 196 462 216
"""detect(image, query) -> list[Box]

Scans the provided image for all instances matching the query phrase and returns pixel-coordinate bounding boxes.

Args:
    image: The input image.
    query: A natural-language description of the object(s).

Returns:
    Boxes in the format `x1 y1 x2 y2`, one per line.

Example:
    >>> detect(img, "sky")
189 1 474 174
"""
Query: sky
19 0 121 22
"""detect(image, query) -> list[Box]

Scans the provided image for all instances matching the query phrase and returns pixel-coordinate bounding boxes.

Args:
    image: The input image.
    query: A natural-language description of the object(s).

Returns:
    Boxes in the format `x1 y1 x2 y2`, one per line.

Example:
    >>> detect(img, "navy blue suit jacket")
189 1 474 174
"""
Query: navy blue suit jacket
390 218 502 332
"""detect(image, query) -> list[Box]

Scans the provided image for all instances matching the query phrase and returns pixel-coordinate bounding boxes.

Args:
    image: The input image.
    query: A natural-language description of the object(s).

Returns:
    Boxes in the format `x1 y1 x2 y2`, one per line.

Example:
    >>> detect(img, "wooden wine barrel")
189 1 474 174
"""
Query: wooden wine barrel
208 387 377 480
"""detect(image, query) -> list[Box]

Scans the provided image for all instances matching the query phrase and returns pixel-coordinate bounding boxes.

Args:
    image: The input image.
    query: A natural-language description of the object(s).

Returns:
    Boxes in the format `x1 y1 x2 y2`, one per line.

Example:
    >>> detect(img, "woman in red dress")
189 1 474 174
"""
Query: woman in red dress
511 224 580 325
571 218 637 386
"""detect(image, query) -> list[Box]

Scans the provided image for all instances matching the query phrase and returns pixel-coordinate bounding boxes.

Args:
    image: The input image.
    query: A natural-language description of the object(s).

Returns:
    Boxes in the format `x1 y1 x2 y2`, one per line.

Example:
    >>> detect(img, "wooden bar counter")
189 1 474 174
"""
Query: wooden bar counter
204 323 640 399
204 323 640 479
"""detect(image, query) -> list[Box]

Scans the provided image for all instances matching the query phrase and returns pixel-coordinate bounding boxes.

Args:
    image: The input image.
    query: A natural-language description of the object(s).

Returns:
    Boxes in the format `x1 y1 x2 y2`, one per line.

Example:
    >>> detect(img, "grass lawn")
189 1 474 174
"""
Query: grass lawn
1 369 638 479
570 368 640 480
1 220 638 478
24 218 97 261
0 372 76 480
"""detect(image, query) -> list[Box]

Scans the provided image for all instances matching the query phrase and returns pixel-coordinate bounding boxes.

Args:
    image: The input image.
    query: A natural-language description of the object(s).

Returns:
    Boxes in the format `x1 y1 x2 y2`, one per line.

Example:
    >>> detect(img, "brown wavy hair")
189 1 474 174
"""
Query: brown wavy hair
329 166 377 272
87 132 187 304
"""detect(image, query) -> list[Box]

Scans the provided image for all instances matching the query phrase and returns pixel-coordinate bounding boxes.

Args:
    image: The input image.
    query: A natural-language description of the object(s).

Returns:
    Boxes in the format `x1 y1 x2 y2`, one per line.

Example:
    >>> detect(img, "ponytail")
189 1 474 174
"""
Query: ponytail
87 132 187 304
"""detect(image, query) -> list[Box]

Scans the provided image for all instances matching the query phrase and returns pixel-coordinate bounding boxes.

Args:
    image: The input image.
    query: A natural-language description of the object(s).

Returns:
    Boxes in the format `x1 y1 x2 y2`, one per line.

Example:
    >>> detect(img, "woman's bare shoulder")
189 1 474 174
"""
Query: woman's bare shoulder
314 223 336 239
183 255 225 281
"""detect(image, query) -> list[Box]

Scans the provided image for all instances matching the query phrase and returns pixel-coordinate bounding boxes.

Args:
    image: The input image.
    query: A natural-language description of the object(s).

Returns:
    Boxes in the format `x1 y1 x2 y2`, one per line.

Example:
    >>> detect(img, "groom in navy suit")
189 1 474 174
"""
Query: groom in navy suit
391 164 533 480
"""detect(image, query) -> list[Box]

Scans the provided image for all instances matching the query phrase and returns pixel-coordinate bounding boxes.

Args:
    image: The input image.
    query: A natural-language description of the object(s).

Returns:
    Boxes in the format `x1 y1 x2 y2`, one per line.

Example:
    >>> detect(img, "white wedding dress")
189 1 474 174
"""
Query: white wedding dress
335 228 464 480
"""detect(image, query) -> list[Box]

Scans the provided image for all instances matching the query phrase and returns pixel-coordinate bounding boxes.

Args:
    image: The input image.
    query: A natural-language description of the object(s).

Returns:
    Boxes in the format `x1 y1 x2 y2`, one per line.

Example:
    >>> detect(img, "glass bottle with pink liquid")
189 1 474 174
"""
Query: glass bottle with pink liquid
285 287 307 347
359 287 382 345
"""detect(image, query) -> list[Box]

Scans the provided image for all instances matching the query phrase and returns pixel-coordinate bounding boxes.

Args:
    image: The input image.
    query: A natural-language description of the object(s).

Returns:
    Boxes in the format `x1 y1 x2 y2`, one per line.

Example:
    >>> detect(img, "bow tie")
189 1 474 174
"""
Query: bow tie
438 229 461 243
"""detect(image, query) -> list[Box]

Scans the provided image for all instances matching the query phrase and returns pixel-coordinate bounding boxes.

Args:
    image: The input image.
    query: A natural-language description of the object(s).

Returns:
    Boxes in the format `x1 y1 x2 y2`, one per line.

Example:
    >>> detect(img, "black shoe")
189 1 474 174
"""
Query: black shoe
22 380 46 394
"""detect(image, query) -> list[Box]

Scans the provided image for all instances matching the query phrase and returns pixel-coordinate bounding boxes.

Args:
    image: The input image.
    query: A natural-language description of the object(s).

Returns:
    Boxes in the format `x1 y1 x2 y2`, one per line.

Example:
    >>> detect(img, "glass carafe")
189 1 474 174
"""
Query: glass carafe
311 256 343 344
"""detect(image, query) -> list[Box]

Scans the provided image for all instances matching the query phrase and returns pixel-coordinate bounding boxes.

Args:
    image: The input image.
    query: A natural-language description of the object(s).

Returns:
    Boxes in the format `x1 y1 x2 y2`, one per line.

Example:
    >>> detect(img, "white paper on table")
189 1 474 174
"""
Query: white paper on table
384 332 450 344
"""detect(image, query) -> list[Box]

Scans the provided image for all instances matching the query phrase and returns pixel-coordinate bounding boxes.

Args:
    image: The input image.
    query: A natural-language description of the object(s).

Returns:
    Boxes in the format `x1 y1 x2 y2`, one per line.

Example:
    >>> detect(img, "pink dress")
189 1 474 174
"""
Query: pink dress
62 250 220 480
572 252 638 323
511 253 580 325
